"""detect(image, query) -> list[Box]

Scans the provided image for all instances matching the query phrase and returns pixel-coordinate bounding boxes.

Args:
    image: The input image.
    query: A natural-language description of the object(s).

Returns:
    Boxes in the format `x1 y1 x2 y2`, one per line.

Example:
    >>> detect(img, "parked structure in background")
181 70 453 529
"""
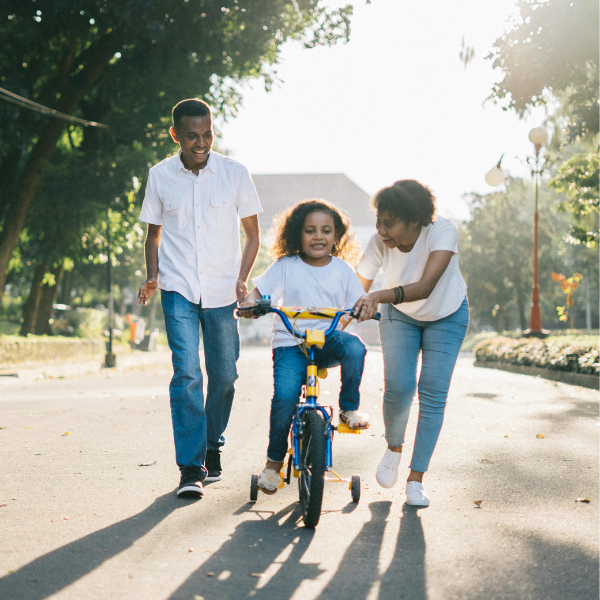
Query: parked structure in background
252 173 375 248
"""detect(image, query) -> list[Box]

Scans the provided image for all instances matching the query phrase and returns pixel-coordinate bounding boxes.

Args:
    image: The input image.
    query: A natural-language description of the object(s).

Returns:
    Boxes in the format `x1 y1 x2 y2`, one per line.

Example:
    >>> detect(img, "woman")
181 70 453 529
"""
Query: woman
354 179 468 507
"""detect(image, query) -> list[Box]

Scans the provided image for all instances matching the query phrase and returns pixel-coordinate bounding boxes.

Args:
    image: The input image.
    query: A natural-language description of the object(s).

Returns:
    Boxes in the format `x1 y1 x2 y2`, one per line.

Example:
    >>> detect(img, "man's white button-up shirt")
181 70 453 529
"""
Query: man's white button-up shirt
139 150 262 308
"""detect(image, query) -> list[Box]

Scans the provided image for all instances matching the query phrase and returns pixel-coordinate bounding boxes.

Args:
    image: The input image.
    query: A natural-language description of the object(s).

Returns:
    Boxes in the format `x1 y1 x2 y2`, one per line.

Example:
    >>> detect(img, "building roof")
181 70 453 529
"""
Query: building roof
251 173 374 228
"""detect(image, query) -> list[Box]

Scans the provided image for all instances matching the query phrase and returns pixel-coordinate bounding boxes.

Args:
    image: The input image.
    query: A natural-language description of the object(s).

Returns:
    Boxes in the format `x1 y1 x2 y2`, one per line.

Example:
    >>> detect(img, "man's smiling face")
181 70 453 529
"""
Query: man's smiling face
170 114 213 173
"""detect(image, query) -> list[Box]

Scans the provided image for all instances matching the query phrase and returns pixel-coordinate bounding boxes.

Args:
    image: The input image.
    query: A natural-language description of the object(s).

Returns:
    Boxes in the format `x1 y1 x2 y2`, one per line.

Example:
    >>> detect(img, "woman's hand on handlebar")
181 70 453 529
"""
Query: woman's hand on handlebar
353 292 380 322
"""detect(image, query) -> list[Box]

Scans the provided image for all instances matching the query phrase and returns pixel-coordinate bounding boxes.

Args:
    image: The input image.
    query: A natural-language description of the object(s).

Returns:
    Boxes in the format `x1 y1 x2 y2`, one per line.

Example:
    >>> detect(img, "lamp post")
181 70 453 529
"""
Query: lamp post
484 128 550 337
524 127 549 338
104 209 117 368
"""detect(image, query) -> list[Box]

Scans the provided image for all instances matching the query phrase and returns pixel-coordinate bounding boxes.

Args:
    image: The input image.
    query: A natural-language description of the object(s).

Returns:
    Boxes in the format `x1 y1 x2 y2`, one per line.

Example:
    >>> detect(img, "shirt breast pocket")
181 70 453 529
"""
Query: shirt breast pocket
163 198 185 231
209 195 237 229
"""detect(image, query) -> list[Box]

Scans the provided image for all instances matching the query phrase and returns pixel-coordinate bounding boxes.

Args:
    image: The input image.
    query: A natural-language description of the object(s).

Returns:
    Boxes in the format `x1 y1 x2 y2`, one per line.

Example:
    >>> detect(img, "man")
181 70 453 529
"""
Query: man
138 98 261 498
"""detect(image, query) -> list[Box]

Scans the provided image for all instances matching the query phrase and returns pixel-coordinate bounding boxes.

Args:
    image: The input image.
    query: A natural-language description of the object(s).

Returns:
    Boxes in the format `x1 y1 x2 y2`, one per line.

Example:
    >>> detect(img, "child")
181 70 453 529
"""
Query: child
240 199 369 494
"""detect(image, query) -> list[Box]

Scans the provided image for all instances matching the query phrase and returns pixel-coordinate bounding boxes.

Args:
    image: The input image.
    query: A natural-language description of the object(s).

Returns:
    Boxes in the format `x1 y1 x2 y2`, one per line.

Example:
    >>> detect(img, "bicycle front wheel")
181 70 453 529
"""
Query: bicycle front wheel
298 409 326 528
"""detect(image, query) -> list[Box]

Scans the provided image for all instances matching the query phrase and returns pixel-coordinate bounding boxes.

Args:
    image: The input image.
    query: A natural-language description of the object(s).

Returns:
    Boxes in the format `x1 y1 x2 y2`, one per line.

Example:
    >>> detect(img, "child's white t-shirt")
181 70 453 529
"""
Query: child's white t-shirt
252 255 365 349
357 216 467 321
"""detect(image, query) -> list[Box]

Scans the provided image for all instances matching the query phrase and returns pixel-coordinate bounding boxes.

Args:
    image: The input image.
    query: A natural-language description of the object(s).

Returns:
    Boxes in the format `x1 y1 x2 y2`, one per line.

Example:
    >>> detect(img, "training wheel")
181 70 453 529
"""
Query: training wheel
250 474 259 502
351 475 360 503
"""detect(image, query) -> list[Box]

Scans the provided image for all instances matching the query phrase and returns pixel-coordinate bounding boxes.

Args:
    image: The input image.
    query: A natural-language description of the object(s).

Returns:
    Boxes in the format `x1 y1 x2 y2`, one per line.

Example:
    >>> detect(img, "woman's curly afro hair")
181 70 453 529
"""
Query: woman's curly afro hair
270 199 360 264
371 179 437 227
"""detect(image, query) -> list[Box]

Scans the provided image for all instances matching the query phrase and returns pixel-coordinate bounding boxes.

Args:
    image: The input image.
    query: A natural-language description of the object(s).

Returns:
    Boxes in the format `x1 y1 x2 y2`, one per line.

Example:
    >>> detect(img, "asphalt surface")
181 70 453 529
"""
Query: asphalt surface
0 345 598 600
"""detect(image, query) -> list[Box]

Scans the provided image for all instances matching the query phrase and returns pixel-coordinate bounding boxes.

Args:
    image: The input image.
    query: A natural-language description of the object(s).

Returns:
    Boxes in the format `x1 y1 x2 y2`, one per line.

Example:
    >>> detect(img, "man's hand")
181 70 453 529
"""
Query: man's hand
138 277 158 306
236 279 248 304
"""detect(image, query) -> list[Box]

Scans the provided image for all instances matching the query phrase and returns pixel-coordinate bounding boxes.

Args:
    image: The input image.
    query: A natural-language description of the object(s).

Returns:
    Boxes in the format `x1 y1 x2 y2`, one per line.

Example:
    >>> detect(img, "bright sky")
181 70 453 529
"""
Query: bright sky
219 0 548 222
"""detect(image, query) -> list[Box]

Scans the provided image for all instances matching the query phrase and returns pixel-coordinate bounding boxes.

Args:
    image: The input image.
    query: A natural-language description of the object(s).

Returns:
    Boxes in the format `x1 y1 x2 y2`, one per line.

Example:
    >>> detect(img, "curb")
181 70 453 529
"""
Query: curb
474 360 599 390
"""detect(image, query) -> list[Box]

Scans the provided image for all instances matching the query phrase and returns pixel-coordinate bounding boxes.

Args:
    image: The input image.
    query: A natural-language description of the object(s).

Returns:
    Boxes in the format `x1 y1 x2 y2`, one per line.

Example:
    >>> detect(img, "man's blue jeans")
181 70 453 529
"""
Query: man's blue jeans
378 298 469 473
161 291 240 470
267 330 367 462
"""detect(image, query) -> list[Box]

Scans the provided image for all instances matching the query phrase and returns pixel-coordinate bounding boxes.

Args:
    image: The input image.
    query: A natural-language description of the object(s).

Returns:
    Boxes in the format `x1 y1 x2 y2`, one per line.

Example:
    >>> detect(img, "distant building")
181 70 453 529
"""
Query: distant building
251 173 375 242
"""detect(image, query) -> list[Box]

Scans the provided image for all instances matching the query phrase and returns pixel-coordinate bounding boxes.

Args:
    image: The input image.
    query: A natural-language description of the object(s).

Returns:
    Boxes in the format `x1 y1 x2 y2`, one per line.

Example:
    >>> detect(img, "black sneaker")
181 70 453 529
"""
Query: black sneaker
205 449 223 482
177 466 205 498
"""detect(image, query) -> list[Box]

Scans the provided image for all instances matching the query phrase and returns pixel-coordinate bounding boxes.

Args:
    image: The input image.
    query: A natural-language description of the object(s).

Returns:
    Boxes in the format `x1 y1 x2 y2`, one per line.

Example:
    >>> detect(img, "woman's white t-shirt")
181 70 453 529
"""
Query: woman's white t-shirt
356 216 467 321
253 255 366 349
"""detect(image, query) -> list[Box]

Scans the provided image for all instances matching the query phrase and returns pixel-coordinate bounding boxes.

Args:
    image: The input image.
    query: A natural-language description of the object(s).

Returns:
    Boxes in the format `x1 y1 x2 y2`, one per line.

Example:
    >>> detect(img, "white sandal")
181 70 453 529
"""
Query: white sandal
339 410 370 430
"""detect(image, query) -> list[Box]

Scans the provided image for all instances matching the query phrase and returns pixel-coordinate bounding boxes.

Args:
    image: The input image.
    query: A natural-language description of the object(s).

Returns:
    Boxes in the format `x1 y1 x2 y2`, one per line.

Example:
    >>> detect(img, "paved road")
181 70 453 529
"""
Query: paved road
0 346 598 600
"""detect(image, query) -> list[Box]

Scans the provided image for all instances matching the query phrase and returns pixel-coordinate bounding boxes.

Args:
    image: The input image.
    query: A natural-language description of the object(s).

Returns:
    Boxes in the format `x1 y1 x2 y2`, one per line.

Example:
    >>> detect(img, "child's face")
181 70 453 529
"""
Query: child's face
301 211 336 263
170 114 213 172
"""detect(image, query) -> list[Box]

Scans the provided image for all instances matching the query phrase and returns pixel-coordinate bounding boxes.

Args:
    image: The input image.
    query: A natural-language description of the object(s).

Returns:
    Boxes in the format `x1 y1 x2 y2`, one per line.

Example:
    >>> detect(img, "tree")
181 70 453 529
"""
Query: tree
0 0 353 304
487 0 599 139
460 179 534 331
548 152 599 247
486 0 599 246
459 177 598 332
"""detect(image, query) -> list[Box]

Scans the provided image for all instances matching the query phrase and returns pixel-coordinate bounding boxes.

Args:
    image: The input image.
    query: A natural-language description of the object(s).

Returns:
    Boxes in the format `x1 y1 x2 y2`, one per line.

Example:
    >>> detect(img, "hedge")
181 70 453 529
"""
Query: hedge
473 337 599 376
0 336 104 366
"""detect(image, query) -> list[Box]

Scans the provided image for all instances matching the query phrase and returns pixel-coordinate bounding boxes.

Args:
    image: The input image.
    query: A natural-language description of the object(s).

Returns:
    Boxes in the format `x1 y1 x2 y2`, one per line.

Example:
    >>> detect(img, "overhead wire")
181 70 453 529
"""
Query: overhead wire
0 86 109 128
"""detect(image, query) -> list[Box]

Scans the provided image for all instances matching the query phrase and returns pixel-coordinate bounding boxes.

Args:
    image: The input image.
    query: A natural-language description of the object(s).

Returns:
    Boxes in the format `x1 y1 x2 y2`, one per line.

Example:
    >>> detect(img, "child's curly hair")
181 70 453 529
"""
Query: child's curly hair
270 199 361 264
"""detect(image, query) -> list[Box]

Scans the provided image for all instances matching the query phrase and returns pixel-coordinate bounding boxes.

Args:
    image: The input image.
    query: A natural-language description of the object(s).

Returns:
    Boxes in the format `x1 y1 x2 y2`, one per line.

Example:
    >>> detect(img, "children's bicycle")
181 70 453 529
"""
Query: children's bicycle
237 296 379 528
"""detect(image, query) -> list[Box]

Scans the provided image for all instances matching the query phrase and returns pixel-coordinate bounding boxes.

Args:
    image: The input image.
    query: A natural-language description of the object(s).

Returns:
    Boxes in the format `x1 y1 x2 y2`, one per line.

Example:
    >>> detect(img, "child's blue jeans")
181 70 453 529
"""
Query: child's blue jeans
267 330 367 462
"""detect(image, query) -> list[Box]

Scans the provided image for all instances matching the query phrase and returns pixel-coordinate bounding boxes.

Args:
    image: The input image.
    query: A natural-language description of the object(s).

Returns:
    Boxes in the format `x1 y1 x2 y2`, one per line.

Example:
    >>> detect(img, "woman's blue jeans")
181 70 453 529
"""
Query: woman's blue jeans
161 291 240 470
378 297 469 473
267 330 367 462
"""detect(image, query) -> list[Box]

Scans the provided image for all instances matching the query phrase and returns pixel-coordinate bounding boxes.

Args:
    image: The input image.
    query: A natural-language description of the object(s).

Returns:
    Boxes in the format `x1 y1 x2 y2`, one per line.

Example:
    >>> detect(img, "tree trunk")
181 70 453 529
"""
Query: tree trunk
59 269 72 306
20 262 47 336
35 263 65 335
515 285 527 331
0 31 121 303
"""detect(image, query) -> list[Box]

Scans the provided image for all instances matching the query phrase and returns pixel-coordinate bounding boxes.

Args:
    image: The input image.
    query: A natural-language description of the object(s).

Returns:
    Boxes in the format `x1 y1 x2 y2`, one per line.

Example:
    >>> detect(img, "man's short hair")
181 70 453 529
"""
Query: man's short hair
172 99 211 129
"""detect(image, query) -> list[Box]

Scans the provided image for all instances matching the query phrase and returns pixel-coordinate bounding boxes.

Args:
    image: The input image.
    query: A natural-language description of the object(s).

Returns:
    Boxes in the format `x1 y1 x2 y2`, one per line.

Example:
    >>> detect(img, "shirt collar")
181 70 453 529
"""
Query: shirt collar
175 149 218 175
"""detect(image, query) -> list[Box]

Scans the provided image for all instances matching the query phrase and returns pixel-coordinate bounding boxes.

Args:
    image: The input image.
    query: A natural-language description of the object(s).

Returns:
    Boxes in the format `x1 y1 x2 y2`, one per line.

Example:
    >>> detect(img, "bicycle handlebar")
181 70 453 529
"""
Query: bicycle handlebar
235 297 380 341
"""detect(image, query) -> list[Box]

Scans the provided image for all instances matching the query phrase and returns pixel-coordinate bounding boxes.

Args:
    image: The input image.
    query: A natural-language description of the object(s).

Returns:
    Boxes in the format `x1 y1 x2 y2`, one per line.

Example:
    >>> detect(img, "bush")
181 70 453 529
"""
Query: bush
474 336 599 375
52 308 106 338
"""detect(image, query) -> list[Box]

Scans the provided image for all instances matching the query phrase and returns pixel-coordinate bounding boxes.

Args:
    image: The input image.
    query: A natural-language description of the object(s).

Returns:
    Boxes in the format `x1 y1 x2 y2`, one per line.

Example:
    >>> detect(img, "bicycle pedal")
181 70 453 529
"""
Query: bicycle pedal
336 423 362 434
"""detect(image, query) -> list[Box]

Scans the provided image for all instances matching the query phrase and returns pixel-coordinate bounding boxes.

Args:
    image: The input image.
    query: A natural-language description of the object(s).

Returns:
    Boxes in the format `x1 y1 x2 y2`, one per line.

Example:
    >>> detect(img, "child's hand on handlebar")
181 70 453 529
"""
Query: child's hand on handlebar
237 300 259 319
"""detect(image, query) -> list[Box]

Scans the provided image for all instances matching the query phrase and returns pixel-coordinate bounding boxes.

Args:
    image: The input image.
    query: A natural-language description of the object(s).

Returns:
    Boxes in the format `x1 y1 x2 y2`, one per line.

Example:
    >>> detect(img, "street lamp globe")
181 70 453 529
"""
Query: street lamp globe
485 166 505 186
528 127 547 146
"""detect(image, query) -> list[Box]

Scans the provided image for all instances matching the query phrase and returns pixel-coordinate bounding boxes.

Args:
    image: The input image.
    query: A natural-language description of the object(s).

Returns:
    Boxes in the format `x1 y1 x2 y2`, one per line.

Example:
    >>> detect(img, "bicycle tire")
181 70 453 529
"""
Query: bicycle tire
351 475 360 503
298 409 326 528
250 474 259 502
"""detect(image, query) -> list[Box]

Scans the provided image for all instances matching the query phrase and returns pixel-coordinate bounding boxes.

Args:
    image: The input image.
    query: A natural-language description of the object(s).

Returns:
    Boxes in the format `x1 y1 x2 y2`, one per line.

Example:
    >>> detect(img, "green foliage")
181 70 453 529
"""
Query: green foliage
52 307 106 338
459 177 599 331
549 152 599 247
460 178 541 331
486 0 599 247
487 0 599 140
0 0 353 301
474 335 599 375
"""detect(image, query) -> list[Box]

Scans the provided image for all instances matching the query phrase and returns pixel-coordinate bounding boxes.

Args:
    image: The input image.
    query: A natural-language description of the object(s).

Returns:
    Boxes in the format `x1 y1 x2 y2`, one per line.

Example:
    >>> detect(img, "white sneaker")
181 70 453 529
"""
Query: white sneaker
376 449 402 488
405 481 430 506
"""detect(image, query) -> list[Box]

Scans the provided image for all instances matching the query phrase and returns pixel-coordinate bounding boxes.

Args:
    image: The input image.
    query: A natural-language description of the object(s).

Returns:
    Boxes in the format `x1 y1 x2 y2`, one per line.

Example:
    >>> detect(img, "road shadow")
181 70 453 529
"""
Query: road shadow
0 492 187 600
168 503 322 600
314 501 427 600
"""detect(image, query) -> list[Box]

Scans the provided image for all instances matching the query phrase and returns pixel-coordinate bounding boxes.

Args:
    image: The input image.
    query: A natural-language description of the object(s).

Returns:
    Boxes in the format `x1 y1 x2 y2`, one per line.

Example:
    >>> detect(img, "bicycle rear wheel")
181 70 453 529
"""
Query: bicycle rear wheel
298 409 326 528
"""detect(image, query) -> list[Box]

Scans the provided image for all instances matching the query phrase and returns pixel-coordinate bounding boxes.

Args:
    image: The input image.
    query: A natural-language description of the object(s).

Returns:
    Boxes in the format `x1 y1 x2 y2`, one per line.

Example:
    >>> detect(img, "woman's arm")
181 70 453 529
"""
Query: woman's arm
354 250 453 321
357 274 374 293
